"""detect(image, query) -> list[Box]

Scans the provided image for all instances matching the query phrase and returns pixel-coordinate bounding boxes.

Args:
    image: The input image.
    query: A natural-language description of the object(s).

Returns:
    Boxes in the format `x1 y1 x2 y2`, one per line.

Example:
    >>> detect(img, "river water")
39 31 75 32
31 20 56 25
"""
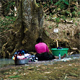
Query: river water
0 54 80 68
0 58 14 68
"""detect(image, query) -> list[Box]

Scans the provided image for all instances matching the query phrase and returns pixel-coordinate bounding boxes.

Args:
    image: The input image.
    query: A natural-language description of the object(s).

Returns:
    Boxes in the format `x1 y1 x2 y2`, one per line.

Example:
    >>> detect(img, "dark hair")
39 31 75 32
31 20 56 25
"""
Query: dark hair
36 37 42 43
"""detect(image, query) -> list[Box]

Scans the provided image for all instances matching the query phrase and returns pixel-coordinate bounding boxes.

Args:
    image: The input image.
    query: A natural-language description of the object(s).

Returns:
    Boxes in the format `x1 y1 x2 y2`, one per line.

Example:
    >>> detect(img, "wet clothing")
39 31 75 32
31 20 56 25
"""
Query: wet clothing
35 42 55 60
35 52 55 61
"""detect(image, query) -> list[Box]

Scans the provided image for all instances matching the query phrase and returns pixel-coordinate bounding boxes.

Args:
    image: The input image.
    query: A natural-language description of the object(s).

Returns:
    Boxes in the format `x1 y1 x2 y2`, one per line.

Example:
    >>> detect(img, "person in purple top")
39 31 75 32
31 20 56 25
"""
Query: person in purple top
35 37 66 61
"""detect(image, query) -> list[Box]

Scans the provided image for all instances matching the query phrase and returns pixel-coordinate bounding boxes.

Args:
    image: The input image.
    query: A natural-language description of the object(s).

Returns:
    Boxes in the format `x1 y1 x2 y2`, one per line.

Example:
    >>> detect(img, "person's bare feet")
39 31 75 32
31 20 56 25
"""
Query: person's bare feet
54 53 66 59
61 54 66 59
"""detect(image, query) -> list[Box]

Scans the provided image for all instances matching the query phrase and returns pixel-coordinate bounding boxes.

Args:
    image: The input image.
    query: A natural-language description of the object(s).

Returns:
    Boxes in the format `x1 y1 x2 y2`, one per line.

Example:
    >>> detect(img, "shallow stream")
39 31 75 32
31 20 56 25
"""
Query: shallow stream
0 54 80 68
0 58 14 68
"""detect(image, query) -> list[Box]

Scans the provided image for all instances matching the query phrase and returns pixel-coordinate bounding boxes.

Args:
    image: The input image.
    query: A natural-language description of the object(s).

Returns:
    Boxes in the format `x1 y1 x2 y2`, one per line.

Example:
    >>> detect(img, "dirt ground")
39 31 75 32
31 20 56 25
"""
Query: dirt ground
0 58 80 80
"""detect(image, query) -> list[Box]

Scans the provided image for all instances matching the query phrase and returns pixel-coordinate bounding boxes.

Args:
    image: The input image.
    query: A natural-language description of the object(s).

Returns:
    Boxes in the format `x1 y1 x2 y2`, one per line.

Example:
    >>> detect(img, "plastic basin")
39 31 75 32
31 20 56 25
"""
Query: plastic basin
51 48 69 56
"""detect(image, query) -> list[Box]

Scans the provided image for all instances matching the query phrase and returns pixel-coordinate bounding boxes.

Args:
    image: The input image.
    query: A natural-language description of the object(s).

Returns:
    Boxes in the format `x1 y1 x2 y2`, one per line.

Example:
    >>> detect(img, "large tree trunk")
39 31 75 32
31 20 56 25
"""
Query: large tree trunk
1 0 52 58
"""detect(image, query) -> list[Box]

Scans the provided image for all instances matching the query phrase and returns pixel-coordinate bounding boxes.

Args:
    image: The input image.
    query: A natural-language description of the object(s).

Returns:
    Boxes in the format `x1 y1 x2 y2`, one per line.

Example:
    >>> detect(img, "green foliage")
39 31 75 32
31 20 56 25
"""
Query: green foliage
56 24 59 27
75 23 78 26
72 11 76 17
43 4 47 7
55 0 69 9
3 1 16 16
50 0 53 4
9 75 20 78
44 14 47 18
55 0 69 5
69 72 78 77
45 31 49 36
0 16 17 31
55 18 60 27
78 11 80 17
48 26 52 29
63 30 65 34
65 11 71 17
7 2 15 10
49 16 52 20
55 18 60 23
61 16 66 21
74 6 78 11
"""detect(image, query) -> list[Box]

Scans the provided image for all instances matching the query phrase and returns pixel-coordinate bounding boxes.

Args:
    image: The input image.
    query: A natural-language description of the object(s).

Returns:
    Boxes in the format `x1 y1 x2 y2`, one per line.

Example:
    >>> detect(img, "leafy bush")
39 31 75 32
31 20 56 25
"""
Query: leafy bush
2 1 16 16
0 16 17 31
61 16 66 21
55 0 69 10
78 11 80 17
55 18 60 23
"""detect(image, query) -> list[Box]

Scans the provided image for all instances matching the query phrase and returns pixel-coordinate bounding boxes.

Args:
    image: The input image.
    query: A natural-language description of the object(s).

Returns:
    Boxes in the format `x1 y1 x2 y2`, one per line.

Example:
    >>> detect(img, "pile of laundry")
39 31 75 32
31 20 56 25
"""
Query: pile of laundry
12 50 38 62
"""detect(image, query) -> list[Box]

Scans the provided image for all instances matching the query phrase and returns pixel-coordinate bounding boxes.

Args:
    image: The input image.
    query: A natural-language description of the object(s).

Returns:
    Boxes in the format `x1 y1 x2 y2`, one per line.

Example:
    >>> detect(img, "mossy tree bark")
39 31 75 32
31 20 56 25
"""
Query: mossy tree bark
1 0 53 58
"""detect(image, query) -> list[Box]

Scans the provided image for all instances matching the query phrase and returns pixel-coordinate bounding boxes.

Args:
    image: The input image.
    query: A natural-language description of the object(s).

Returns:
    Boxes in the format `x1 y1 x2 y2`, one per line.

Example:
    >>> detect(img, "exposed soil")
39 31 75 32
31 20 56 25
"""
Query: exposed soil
0 58 80 80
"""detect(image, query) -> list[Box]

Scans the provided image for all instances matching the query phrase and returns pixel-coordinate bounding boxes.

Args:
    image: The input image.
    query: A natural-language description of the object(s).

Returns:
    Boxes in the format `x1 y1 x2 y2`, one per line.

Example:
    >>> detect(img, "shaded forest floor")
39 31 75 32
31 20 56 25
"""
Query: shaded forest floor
0 58 80 80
